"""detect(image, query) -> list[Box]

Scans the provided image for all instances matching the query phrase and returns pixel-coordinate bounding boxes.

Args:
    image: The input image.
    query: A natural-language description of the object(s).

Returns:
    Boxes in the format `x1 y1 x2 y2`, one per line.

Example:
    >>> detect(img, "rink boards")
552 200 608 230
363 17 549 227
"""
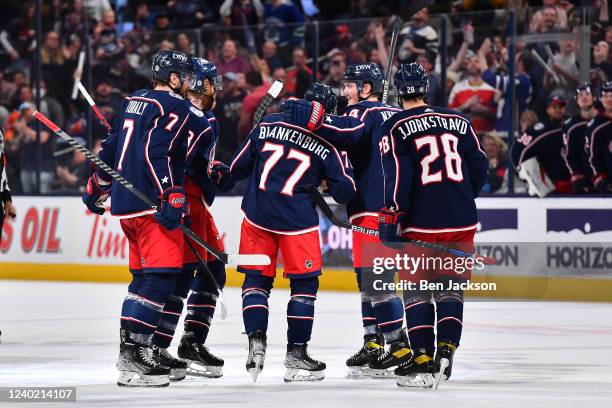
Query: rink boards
1 196 611 302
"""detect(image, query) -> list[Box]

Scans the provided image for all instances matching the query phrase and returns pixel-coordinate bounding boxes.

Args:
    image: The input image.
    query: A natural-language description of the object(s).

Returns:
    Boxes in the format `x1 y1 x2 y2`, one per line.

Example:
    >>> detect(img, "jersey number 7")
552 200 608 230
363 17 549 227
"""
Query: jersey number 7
259 141 311 196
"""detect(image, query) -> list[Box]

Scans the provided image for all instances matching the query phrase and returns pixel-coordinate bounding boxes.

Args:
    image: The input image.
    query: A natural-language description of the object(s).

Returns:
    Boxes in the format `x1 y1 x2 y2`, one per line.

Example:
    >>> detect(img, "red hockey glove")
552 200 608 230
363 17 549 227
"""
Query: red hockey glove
155 186 187 231
82 173 111 215
378 208 405 243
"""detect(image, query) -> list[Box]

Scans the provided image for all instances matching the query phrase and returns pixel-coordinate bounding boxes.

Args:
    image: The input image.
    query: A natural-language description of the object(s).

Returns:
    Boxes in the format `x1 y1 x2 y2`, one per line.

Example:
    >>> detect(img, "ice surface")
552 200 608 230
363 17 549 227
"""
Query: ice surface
1 280 611 407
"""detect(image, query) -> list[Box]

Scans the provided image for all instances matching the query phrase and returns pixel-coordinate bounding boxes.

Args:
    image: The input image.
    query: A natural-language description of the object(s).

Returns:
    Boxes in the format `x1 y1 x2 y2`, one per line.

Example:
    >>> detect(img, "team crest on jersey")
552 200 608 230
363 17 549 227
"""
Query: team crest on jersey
534 122 545 131
564 118 572 125
190 106 204 117
305 260 313 268
424 108 434 112
588 119 595 126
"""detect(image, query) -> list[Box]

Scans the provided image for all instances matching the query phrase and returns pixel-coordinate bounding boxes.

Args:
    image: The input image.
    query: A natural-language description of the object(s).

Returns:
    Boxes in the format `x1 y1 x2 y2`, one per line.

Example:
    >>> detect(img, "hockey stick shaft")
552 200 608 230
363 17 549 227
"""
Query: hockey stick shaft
33 110 270 266
253 80 284 126
77 81 112 133
308 187 497 265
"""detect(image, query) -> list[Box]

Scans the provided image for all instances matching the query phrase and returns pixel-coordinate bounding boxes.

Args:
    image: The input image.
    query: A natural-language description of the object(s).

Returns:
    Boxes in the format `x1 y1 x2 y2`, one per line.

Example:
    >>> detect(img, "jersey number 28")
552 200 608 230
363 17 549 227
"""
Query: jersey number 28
415 133 463 184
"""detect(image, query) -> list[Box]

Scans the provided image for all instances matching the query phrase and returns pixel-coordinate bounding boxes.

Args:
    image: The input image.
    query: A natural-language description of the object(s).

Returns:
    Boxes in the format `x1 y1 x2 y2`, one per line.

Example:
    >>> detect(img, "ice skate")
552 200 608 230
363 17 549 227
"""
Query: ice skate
178 334 224 378
346 333 384 378
367 336 412 378
245 331 267 382
284 343 326 382
152 344 187 381
116 338 170 388
434 340 457 389
395 348 435 389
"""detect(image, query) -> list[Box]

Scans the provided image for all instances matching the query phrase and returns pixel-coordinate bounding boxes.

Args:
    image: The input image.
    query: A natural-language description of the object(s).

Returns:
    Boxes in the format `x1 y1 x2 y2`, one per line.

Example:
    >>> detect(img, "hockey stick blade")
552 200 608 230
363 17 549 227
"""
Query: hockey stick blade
33 110 271 267
253 80 283 125
226 253 271 266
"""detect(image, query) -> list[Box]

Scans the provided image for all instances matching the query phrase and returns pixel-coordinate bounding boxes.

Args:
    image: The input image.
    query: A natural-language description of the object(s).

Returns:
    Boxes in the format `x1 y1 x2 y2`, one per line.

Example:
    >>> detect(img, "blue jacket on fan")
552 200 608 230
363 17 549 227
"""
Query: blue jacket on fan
185 107 219 206
315 100 401 221
228 112 356 234
378 104 489 233
97 89 191 217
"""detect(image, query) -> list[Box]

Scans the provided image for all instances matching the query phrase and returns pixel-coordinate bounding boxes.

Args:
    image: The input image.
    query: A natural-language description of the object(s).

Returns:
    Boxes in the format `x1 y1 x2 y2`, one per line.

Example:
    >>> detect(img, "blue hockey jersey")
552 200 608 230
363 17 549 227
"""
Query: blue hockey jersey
229 113 356 234
98 89 191 217
562 115 592 181
378 105 489 233
585 114 612 184
316 100 401 221
185 107 219 206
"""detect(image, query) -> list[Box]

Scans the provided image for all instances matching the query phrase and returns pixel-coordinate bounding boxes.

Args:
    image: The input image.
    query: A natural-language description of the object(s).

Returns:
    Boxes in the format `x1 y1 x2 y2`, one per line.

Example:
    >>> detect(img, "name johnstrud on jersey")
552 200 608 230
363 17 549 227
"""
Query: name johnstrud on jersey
258 124 330 159
394 112 469 139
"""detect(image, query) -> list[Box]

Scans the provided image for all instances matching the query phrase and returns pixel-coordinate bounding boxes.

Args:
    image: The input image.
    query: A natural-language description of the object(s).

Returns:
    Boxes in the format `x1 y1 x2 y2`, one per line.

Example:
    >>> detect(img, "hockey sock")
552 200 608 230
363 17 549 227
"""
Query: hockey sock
127 273 176 346
287 277 319 344
151 268 194 348
242 274 274 336
435 291 464 347
184 260 226 342
371 294 404 342
404 300 435 356
121 272 144 330
356 268 376 335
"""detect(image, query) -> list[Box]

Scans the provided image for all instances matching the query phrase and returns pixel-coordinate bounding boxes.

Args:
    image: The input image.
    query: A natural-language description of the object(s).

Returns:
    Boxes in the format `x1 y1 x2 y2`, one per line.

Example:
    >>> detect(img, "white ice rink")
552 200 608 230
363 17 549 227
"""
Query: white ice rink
1 280 612 407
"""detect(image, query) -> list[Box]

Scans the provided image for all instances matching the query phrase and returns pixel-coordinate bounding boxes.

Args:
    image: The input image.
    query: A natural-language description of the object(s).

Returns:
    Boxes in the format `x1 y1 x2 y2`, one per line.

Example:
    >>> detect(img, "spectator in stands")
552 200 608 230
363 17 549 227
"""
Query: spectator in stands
0 71 17 108
1 4 36 66
349 41 369 65
545 39 579 113
591 41 612 92
41 31 68 100
285 47 314 94
237 70 270 139
416 51 443 106
263 0 306 64
214 72 247 161
38 81 64 130
448 52 498 134
133 1 156 32
154 12 172 31
1 129 16 241
220 0 264 27
216 39 252 75
398 9 438 63
12 103 54 194
93 8 117 40
83 0 112 22
325 24 353 54
529 0 568 32
262 40 283 72
56 139 89 192
481 132 508 194
167 0 215 29
323 49 347 97
94 78 123 127
177 33 195 55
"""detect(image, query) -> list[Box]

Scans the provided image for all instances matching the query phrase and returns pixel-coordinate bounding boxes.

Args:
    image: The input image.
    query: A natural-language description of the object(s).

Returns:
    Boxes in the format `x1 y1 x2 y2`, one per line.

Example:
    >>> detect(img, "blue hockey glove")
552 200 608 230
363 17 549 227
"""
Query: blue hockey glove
282 99 325 131
210 161 235 192
378 208 405 243
155 186 187 231
82 173 111 215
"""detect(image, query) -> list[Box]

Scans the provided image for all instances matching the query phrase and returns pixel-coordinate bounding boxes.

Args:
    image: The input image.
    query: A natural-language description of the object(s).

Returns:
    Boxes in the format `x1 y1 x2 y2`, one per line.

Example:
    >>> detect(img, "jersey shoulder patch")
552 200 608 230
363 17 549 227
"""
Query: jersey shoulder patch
190 106 204 117
587 118 595 127
169 91 184 100
534 122 545 131
564 117 572 125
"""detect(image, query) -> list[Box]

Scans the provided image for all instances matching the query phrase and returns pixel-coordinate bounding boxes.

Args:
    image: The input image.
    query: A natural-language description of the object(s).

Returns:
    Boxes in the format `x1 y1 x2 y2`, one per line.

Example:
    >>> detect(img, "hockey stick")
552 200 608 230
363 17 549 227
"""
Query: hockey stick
77 81 112 133
253 80 284 126
32 110 271 267
381 0 434 104
307 187 497 265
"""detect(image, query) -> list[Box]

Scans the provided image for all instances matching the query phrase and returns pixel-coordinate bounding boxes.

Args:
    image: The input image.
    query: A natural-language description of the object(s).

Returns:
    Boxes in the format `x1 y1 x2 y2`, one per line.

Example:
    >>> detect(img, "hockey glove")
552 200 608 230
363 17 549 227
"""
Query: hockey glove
282 99 325 131
594 174 612 194
210 161 236 192
82 173 111 215
155 186 187 231
378 208 405 243
571 174 591 194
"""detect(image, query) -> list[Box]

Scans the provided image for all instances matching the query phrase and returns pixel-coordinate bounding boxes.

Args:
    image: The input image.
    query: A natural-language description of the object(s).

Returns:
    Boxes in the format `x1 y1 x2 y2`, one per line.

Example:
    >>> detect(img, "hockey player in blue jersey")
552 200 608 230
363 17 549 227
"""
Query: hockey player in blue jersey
147 57 225 380
212 96 356 382
82 50 193 387
294 65 408 376
377 63 488 388
587 81 612 193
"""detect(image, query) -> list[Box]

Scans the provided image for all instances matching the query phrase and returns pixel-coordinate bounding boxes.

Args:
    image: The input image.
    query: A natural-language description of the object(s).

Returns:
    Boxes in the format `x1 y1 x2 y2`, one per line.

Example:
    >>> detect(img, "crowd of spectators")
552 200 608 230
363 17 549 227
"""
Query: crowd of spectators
0 0 611 196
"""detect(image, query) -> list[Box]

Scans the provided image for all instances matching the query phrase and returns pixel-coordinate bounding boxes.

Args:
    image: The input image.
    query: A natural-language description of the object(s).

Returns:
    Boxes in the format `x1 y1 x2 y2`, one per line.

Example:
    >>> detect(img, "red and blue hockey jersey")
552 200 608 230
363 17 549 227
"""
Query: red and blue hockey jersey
378 105 488 233
229 113 356 234
315 100 401 222
98 89 191 217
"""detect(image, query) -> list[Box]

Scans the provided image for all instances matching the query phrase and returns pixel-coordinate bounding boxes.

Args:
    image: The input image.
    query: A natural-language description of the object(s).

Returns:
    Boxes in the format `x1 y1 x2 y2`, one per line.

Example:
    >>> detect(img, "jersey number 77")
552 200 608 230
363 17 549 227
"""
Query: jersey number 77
258 141 311 197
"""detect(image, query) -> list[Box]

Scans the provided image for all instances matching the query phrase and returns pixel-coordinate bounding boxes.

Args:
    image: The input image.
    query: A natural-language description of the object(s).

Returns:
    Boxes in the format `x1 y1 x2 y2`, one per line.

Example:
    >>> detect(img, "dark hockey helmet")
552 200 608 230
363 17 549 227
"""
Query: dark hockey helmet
304 82 338 114
394 62 429 98
576 82 592 94
601 81 612 95
190 57 223 92
342 63 384 94
151 50 193 87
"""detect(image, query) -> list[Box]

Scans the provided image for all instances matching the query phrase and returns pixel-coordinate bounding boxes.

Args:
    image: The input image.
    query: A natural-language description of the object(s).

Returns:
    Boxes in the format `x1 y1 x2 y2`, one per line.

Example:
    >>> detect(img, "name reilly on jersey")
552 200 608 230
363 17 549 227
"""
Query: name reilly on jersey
395 115 469 139
258 124 330 160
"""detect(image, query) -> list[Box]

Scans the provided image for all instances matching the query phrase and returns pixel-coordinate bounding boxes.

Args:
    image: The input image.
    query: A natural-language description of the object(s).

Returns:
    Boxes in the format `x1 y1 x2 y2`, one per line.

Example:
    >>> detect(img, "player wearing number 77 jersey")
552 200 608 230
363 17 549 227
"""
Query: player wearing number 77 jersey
213 105 356 382
377 63 488 388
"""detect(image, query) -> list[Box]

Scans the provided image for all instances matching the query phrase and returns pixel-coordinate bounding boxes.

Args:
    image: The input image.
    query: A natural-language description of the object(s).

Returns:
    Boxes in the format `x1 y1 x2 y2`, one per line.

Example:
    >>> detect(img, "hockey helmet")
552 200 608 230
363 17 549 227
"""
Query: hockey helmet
394 62 429 98
342 63 384 94
151 50 193 87
190 57 223 92
304 82 338 114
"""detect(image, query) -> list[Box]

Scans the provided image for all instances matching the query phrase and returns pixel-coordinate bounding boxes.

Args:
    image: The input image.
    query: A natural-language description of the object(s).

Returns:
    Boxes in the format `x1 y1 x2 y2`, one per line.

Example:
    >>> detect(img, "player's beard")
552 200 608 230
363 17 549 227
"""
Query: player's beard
200 92 216 111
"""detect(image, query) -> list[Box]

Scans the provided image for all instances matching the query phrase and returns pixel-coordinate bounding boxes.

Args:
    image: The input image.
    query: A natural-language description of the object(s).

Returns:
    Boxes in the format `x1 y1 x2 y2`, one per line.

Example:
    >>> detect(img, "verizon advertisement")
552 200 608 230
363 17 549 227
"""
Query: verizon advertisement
1 197 612 272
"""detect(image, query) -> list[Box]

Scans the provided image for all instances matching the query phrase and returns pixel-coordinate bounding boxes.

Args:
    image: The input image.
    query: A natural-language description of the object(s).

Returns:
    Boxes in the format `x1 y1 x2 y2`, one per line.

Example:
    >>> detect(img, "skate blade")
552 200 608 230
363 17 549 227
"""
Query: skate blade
346 366 372 379
117 370 170 387
396 373 434 389
364 368 398 379
247 354 265 383
170 368 187 382
284 367 325 382
185 361 223 378
434 359 450 390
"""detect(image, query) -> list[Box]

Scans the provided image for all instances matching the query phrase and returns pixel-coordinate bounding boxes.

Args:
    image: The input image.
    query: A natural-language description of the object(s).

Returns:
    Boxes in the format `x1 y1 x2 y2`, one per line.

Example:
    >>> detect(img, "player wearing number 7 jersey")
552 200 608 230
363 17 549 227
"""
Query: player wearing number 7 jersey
216 105 356 382
377 63 488 388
